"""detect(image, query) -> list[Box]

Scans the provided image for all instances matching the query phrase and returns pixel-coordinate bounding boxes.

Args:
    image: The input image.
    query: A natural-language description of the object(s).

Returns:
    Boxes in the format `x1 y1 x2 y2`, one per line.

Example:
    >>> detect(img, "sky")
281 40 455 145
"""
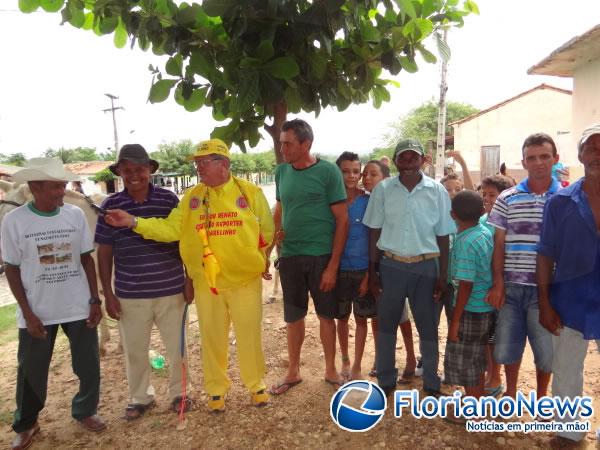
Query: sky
0 0 599 158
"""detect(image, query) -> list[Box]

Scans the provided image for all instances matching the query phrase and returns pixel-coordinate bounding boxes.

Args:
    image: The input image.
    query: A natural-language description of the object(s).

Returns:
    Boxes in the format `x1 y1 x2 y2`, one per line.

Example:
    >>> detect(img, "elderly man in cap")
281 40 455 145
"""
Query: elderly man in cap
105 139 274 412
537 124 600 446
94 144 191 420
363 139 454 397
1 158 105 450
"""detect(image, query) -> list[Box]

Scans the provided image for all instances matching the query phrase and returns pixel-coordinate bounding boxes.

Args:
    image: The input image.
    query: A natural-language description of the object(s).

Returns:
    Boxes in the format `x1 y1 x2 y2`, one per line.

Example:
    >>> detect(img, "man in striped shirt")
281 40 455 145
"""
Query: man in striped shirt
486 133 560 399
94 144 192 420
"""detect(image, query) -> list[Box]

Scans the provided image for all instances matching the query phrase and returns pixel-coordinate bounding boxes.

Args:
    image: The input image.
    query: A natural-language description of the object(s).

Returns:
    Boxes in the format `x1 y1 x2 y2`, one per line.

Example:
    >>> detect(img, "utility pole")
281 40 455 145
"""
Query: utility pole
435 28 449 181
103 93 123 153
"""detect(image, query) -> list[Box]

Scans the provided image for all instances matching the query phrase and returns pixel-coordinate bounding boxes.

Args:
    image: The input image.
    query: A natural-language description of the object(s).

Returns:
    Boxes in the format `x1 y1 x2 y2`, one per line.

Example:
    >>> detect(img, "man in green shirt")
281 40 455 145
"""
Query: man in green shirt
270 119 349 395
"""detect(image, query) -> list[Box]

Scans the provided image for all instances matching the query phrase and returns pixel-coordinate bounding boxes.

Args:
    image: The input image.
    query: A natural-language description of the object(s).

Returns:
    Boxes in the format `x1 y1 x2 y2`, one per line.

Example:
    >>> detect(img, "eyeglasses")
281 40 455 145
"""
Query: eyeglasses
193 157 222 169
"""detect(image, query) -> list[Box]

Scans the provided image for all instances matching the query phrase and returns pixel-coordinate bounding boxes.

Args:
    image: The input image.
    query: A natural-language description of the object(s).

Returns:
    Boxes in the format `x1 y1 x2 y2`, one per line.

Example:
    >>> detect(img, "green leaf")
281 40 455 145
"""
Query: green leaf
18 0 40 13
176 3 201 27
232 72 259 113
413 18 433 39
256 40 275 62
465 0 480 14
284 87 302 113
399 56 418 73
183 88 207 112
435 31 451 62
263 57 299 79
166 55 183 77
82 12 94 30
40 0 63 13
113 19 128 48
360 20 381 42
149 79 177 103
68 4 85 28
394 0 416 20
98 16 118 35
189 50 213 80
310 52 328 80
416 44 437 63
202 0 236 17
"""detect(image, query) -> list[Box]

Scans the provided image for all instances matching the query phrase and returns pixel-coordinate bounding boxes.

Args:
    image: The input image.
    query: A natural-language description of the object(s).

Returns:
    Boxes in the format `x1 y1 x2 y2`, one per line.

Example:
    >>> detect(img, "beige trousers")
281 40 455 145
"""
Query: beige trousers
119 293 190 405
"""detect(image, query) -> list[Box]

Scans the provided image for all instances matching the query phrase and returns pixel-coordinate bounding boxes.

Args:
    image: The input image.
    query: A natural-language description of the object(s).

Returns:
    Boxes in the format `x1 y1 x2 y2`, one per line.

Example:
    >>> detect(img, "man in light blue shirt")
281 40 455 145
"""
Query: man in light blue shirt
363 139 455 396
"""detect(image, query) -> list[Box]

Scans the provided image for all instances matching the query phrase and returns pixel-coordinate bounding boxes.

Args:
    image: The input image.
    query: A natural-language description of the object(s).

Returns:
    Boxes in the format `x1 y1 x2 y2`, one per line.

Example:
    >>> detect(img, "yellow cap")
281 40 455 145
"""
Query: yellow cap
188 139 230 160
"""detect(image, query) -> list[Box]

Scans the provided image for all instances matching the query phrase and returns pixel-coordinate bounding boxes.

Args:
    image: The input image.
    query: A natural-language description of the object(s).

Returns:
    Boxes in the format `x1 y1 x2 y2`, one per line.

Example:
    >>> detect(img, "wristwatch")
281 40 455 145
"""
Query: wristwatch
89 296 102 305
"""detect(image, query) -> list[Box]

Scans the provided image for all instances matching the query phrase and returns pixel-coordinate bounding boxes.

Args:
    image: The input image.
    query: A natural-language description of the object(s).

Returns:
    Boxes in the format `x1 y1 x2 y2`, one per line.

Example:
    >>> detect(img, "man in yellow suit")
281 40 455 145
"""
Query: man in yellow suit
105 139 274 412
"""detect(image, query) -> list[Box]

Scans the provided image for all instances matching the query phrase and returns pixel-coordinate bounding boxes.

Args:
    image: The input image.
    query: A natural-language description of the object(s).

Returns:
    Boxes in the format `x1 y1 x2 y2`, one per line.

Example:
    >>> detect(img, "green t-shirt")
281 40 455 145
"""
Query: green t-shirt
275 159 346 257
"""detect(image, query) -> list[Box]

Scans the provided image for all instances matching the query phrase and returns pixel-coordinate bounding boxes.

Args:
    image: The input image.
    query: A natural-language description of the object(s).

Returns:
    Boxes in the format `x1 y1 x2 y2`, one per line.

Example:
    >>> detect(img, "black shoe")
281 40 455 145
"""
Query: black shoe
414 357 423 377
381 385 396 397
423 387 443 398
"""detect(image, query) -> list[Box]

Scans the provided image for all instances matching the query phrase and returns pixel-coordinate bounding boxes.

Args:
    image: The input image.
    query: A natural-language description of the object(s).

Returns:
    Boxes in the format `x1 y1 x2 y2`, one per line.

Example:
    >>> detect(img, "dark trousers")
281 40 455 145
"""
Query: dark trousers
13 319 100 433
376 257 440 391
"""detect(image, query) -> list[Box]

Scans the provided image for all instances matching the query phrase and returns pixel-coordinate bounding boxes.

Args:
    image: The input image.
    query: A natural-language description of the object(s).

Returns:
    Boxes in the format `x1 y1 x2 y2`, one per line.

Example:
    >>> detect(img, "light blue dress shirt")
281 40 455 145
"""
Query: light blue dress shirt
362 173 456 256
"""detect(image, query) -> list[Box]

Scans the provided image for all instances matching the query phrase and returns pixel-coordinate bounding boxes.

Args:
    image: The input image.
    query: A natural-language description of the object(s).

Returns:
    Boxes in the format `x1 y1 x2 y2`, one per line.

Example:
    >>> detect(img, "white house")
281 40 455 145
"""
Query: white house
450 84 572 183
528 23 600 179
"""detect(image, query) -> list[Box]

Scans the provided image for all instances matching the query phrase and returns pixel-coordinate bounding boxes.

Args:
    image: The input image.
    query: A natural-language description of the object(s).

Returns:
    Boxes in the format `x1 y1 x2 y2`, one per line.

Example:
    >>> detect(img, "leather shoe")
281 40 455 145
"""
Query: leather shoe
11 423 40 450
78 415 106 432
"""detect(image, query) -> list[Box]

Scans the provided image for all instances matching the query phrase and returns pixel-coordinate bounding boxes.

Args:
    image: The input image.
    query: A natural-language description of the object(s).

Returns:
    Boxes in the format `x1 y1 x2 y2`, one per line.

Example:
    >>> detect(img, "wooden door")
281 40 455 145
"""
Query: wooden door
480 145 500 180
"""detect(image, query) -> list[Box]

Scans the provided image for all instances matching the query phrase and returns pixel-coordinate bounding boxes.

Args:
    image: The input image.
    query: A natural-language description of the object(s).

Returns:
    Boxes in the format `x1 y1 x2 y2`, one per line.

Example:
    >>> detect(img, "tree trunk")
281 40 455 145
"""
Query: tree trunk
264 101 288 165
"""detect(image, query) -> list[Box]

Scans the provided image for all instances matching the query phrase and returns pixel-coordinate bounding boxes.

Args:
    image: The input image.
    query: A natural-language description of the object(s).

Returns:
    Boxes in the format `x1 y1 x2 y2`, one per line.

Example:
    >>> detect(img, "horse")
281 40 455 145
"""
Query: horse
0 180 113 355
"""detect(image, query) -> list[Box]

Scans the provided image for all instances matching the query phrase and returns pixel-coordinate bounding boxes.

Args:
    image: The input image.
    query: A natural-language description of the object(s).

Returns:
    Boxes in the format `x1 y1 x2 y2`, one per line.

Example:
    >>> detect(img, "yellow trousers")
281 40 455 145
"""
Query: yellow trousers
194 276 266 396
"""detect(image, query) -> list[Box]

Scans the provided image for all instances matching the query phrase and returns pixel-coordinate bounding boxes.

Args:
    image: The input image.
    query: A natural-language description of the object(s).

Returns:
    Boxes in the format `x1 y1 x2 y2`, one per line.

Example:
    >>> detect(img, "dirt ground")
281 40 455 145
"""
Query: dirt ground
1 278 600 449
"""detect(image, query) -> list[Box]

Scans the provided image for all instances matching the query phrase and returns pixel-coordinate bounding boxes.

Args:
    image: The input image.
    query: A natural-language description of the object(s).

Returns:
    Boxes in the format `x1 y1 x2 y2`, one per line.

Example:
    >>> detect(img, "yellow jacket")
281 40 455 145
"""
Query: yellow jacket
135 176 274 290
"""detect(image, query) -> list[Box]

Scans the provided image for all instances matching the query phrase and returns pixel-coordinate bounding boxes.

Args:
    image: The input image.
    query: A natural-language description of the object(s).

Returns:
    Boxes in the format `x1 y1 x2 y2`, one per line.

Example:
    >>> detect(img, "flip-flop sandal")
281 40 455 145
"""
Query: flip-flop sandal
484 384 504 398
124 400 156 421
268 379 302 395
324 378 344 388
397 369 415 384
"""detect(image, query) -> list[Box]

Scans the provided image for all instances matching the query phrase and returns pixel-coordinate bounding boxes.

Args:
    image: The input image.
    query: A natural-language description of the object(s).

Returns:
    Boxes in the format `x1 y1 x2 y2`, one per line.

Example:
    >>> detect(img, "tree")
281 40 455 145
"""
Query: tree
44 146 101 162
384 100 479 149
229 153 256 179
150 139 196 176
0 152 27 167
90 167 117 183
26 0 478 163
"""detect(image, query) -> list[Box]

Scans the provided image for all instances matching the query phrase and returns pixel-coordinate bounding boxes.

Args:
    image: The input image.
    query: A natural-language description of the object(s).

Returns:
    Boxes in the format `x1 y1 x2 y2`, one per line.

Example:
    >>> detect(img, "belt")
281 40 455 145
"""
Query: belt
383 251 440 264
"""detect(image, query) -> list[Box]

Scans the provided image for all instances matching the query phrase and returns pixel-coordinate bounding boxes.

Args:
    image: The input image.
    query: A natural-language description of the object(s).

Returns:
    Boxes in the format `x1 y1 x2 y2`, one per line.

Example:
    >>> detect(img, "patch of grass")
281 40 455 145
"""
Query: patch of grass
0 304 18 345
0 304 17 333
0 410 13 426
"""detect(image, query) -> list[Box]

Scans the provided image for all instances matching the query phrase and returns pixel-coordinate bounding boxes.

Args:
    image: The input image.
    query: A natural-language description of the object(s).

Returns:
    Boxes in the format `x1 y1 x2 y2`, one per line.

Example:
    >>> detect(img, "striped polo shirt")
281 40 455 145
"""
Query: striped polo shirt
487 178 560 285
94 184 185 299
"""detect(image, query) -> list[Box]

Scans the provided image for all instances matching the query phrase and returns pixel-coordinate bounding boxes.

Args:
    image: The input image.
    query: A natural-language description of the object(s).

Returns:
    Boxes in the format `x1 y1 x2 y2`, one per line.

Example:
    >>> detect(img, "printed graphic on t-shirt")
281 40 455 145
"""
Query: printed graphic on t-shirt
27 228 78 284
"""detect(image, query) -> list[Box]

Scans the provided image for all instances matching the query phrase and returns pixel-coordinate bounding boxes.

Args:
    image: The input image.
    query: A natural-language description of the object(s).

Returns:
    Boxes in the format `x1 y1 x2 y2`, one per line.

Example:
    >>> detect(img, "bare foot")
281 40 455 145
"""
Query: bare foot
350 367 362 380
404 356 416 375
341 356 351 378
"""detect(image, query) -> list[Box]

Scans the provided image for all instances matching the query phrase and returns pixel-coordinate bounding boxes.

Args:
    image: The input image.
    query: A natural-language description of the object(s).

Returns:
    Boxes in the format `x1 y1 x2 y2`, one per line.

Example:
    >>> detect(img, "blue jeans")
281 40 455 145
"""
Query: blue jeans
494 283 553 372
376 256 440 391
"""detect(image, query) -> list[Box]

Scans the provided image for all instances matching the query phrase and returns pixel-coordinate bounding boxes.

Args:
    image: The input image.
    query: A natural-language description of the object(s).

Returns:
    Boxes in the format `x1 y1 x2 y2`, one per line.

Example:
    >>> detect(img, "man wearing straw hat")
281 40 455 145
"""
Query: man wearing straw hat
1 158 106 450
105 139 275 412
94 144 192 421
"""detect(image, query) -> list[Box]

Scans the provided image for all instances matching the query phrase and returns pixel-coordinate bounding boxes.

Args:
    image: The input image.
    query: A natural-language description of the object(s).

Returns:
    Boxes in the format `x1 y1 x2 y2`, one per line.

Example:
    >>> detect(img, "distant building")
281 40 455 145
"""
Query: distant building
450 84 572 184
64 161 117 194
528 23 600 179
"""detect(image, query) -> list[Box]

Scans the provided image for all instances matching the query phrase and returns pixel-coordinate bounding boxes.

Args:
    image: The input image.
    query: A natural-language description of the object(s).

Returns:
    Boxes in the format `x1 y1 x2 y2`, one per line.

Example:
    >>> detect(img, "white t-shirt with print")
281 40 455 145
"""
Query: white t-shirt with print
1 203 94 328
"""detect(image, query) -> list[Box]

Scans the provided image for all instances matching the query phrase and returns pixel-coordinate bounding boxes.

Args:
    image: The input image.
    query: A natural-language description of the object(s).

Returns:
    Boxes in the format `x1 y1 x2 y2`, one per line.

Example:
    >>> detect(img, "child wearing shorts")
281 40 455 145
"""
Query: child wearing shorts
444 190 494 422
479 174 515 397
334 152 372 380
